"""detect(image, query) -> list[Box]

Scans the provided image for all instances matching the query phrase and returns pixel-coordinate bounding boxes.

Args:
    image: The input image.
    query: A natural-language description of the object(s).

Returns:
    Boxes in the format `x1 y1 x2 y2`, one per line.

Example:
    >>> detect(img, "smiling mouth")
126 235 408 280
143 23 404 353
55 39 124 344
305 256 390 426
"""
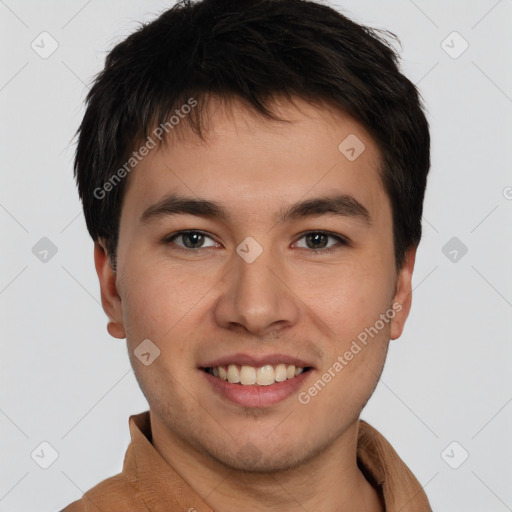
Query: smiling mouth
202 364 312 386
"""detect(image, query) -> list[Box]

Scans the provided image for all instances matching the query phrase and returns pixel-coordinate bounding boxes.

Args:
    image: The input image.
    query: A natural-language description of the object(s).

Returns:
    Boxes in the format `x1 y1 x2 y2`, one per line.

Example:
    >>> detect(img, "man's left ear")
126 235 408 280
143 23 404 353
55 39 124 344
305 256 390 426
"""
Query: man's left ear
390 246 417 340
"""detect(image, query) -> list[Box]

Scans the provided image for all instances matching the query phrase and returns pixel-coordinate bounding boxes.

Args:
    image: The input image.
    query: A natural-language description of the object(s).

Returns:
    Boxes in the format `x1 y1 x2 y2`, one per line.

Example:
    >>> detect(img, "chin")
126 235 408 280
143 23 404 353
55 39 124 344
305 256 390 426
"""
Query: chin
205 436 324 474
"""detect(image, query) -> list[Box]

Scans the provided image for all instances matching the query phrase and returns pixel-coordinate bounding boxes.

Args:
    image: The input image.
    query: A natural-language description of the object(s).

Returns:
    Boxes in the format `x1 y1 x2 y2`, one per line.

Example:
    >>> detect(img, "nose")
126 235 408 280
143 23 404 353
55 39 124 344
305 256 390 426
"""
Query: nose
213 242 300 338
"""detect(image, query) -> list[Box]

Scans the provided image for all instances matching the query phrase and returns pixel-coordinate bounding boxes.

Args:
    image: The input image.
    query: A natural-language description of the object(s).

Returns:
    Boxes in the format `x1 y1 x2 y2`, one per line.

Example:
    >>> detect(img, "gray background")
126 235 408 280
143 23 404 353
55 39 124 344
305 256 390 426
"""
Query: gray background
1 0 511 510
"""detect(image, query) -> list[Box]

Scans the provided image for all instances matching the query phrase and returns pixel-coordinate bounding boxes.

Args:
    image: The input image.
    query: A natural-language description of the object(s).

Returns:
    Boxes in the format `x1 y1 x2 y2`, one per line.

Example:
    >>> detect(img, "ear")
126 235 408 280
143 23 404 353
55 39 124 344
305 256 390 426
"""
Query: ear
94 240 126 339
390 246 417 340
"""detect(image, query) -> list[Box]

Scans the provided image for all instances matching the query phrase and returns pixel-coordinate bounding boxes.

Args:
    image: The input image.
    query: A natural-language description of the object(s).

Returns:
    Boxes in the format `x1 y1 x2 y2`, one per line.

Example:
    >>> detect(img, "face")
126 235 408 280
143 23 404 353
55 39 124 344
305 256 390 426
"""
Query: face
96 96 415 473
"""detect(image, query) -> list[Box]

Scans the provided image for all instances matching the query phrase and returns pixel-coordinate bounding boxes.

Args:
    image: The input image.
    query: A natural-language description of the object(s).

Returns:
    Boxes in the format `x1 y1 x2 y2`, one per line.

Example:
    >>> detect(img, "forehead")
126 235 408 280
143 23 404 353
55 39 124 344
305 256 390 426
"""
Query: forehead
121 95 387 226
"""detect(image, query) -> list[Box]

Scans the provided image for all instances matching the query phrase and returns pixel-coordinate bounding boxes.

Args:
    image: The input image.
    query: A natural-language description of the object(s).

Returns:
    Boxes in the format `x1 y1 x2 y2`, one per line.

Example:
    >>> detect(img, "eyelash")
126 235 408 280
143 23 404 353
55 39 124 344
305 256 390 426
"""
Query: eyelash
162 230 350 255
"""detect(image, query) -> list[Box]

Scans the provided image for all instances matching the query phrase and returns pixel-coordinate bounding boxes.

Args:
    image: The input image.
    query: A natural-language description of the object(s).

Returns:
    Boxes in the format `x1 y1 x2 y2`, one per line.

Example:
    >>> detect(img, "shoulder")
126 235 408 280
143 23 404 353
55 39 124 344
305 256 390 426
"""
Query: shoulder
60 472 145 511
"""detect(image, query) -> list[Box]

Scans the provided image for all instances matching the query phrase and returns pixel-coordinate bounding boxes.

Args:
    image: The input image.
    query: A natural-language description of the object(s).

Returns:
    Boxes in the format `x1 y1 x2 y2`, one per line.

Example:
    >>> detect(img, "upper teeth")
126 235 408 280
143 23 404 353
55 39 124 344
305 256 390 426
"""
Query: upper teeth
208 364 304 386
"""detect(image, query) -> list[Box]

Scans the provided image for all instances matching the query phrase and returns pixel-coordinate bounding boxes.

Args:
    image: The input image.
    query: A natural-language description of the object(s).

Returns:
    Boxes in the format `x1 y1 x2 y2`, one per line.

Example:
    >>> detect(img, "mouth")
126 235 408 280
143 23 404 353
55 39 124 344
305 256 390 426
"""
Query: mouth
201 363 313 386
199 353 315 407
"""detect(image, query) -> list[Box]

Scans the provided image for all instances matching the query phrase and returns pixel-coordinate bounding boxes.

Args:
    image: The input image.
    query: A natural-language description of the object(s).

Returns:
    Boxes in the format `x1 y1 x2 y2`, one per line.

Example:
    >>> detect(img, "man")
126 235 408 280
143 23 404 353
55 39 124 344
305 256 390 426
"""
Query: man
63 0 431 510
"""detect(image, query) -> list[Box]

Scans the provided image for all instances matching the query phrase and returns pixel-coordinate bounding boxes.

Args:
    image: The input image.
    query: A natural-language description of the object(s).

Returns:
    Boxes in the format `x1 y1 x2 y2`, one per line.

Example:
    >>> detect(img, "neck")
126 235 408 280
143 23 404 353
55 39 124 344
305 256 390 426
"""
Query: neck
150 412 384 512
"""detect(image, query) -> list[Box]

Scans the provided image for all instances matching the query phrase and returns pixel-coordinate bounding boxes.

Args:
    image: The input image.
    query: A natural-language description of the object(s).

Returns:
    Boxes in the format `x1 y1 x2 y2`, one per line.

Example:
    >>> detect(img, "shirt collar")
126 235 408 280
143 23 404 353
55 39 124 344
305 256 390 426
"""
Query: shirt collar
125 411 430 512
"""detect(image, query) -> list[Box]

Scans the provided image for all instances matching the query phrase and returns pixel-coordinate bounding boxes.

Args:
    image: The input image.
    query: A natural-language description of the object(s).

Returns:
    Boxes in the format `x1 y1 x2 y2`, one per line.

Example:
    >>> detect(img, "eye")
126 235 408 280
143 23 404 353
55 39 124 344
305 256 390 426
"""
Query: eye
293 231 349 254
164 230 219 250
163 230 349 253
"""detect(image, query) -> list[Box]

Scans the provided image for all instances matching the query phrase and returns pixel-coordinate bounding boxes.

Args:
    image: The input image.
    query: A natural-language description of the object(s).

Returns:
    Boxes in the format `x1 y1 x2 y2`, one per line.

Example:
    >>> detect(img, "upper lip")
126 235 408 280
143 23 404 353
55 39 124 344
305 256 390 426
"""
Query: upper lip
200 353 314 369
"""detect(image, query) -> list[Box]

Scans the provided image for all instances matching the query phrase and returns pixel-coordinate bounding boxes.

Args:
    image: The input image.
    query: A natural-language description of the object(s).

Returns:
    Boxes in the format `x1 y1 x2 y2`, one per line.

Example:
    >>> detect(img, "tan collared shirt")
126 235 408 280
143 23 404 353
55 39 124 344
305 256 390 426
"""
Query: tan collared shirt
62 411 431 511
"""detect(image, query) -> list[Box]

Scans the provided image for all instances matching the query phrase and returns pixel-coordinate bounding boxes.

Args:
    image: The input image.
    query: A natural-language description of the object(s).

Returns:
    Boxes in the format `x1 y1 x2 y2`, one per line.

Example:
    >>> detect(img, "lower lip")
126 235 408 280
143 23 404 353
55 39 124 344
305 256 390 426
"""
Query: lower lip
201 369 312 408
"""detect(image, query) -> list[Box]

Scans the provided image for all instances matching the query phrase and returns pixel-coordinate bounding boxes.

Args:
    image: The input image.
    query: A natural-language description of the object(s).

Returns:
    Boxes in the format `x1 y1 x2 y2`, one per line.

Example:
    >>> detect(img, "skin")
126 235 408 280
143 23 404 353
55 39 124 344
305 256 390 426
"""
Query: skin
95 96 416 512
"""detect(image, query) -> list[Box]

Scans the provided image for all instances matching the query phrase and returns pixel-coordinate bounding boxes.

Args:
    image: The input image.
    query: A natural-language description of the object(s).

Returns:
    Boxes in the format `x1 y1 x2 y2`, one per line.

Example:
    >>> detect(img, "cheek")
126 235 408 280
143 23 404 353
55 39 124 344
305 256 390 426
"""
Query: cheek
119 260 209 396
118 255 213 346
301 263 393 416
306 257 395 337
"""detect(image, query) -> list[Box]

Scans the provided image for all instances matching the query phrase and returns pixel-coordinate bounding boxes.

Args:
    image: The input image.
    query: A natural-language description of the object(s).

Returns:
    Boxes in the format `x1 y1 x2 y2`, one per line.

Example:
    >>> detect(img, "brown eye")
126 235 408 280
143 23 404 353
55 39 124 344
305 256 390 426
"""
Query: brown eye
165 231 218 250
294 231 349 253
305 232 329 249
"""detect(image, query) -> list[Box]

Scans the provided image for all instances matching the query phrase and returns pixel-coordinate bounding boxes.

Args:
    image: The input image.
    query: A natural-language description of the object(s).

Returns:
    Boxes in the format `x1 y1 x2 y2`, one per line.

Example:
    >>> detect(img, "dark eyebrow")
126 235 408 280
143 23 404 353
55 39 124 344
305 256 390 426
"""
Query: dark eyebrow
140 192 371 225
141 193 232 223
278 194 371 225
